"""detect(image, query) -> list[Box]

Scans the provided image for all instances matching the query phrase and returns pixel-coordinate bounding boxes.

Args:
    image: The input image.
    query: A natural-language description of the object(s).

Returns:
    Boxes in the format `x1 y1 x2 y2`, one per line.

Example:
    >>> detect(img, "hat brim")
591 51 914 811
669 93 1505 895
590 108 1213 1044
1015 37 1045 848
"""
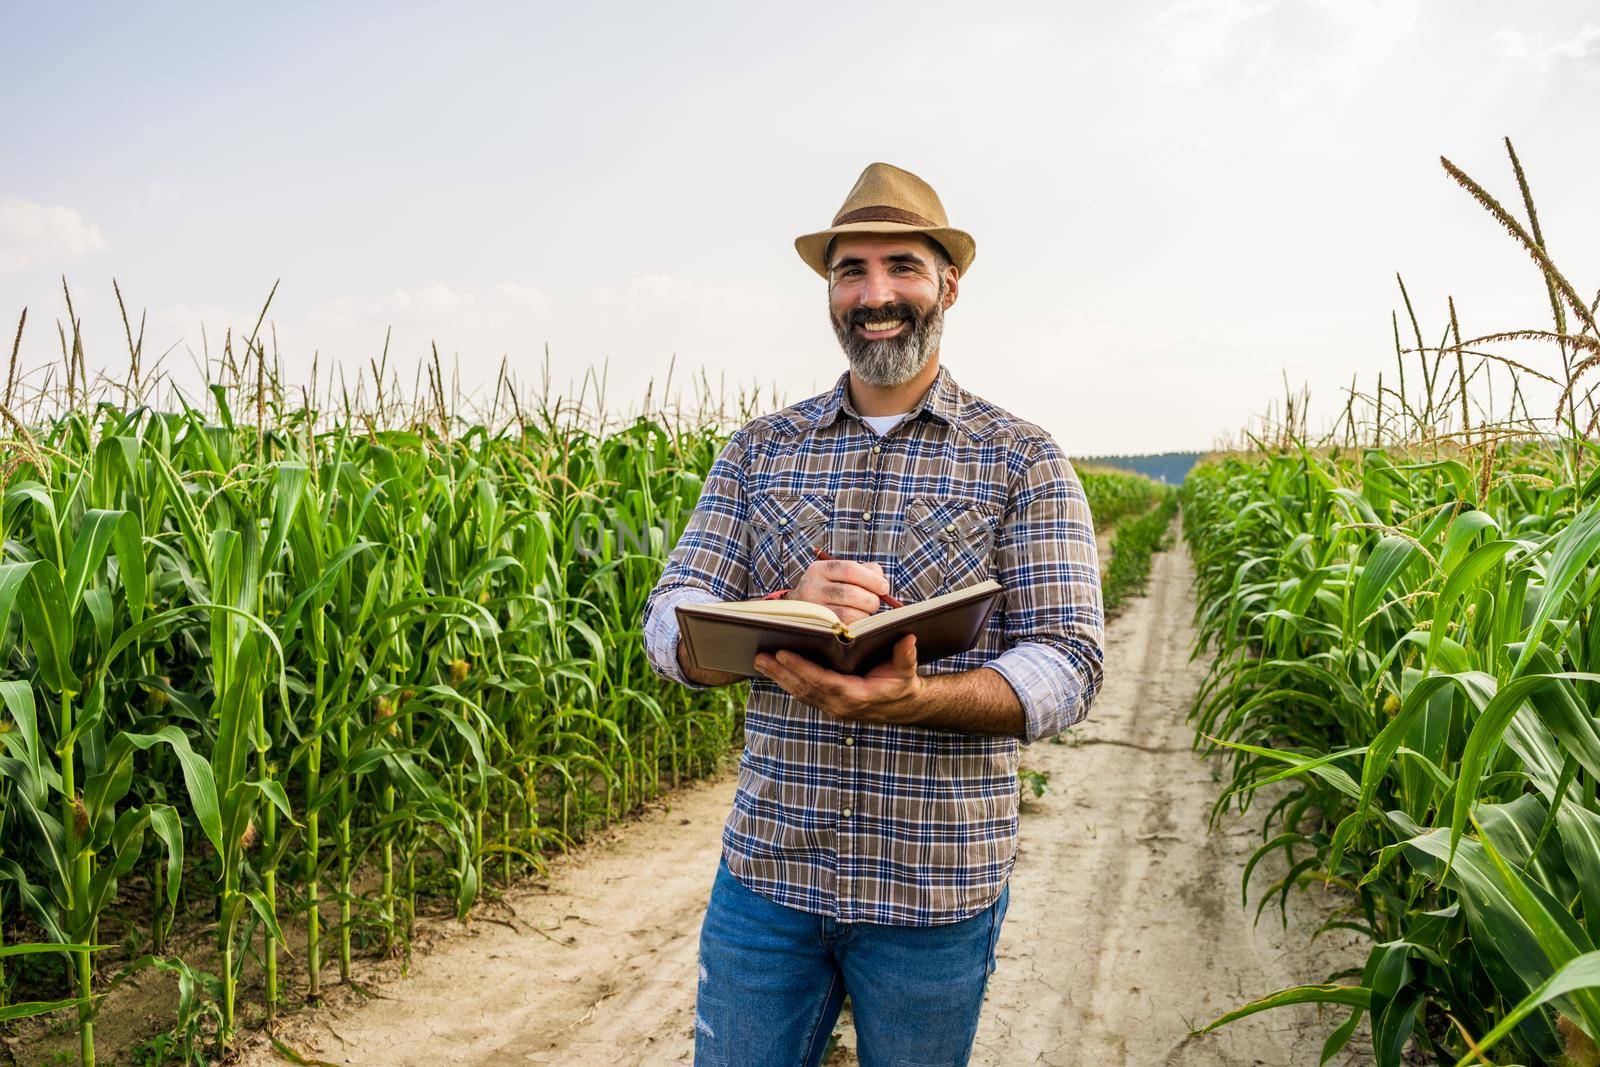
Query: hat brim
794 221 976 280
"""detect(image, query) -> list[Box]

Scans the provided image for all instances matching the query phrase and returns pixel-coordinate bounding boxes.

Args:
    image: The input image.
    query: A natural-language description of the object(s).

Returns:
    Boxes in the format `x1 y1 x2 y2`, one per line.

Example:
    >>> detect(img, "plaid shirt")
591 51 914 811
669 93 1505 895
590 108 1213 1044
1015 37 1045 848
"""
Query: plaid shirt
641 364 1104 925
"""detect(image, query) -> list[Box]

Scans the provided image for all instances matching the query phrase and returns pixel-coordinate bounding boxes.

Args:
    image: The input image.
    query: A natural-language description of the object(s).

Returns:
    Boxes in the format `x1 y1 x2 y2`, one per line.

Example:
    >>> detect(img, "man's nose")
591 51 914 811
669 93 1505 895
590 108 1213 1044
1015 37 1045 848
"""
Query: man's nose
860 267 898 309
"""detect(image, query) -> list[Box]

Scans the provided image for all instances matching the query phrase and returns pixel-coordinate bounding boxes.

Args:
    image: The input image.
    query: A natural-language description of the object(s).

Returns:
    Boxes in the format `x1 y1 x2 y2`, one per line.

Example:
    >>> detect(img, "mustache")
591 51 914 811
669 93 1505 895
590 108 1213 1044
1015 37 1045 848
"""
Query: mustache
842 302 923 328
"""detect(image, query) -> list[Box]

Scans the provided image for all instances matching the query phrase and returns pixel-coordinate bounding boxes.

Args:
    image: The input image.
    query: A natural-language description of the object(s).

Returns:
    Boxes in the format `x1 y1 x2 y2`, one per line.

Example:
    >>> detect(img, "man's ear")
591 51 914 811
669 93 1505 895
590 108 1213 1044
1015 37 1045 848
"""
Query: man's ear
942 267 960 310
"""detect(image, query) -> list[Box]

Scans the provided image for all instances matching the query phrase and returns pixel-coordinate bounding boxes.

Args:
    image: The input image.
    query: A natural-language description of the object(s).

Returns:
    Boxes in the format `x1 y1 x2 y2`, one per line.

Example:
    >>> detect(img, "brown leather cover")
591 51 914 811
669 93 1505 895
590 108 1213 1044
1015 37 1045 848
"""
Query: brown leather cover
674 583 1003 678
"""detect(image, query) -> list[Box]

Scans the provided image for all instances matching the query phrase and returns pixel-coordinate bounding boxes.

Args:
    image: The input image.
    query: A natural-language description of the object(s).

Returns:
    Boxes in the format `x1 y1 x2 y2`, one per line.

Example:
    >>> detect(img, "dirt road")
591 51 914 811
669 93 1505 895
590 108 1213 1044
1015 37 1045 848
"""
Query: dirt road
244 523 1368 1066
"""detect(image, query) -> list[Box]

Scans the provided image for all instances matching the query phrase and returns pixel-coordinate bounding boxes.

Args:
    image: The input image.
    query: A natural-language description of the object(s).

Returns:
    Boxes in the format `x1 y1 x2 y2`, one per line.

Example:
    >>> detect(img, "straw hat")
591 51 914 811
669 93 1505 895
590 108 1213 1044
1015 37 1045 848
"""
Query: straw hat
794 162 976 280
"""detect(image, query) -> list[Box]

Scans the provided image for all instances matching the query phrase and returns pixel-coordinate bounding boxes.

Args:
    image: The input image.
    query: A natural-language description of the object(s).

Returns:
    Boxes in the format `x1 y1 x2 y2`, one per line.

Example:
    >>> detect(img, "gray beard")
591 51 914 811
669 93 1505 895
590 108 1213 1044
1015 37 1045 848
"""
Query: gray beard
830 295 945 388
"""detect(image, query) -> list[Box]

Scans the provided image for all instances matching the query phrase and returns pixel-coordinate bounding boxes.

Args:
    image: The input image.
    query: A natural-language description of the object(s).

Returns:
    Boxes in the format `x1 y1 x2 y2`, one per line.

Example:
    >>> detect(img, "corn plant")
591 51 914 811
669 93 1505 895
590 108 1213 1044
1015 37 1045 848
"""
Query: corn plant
0 324 754 1060
1184 141 1600 1065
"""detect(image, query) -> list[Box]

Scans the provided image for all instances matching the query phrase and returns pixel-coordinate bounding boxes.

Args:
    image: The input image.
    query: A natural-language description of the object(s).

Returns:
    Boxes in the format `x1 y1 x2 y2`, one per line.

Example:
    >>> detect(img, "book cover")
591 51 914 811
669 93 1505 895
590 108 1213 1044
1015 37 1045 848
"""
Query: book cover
673 579 1003 678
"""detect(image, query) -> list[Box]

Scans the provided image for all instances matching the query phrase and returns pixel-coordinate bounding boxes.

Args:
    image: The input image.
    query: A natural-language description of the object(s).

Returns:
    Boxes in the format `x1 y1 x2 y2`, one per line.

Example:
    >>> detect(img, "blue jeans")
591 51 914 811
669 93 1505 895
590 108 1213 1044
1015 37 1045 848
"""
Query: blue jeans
693 854 1009 1067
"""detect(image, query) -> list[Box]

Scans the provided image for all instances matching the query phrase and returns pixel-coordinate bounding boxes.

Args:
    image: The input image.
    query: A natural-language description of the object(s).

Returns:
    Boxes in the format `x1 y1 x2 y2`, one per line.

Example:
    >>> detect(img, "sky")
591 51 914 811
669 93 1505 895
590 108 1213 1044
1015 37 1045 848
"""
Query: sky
2 1 1598 454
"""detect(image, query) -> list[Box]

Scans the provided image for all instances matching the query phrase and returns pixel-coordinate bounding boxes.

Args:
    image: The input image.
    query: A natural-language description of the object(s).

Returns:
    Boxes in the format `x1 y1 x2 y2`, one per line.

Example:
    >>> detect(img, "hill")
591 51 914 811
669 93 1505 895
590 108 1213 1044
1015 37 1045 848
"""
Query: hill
1074 451 1203 485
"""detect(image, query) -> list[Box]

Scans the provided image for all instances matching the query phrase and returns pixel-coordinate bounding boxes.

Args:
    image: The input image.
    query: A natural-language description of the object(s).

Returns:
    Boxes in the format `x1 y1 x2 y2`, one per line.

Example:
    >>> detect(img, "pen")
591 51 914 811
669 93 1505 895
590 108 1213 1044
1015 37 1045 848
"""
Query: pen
813 546 905 609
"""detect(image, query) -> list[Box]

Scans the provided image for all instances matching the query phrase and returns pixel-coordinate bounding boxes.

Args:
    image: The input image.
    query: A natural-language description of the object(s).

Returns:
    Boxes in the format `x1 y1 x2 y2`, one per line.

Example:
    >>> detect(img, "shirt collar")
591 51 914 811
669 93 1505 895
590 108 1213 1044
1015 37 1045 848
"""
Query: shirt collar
811 363 966 435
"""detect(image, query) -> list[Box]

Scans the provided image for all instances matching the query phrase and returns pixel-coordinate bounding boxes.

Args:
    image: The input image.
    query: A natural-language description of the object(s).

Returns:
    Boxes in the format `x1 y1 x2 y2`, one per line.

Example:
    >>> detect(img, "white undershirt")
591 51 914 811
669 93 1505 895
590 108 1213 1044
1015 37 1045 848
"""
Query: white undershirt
860 412 910 435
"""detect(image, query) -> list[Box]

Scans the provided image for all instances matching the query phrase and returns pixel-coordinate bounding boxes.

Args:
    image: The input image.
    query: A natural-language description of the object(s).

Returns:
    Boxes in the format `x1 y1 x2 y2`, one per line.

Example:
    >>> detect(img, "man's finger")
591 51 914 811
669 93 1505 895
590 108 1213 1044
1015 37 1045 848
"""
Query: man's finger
828 580 882 617
823 558 890 594
756 653 805 698
822 558 856 582
777 650 829 688
776 650 856 701
895 634 917 672
760 650 819 698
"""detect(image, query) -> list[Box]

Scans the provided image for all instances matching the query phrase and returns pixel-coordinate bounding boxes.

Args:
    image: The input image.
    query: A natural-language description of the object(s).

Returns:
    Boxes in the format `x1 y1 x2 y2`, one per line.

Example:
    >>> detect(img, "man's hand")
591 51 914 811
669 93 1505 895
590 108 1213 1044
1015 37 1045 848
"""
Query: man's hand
754 634 1029 738
790 558 890 625
753 634 924 725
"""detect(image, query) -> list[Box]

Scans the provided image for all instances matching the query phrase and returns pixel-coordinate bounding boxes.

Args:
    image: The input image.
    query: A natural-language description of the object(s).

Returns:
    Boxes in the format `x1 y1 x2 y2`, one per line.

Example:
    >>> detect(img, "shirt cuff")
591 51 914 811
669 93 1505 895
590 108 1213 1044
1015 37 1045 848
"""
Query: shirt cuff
644 586 726 689
986 641 1090 745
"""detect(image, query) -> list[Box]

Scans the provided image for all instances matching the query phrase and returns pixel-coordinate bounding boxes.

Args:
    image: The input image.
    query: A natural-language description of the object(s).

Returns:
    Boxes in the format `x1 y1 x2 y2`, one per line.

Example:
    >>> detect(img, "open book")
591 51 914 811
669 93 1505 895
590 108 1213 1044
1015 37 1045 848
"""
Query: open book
674 578 1003 678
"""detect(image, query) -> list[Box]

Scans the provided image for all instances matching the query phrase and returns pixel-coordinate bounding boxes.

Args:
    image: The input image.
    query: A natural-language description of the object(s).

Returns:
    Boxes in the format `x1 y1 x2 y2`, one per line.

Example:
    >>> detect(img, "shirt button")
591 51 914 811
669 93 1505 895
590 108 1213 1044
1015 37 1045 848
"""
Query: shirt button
777 516 788 526
945 522 956 532
863 511 873 522
841 807 853 819
843 736 855 746
871 444 882 454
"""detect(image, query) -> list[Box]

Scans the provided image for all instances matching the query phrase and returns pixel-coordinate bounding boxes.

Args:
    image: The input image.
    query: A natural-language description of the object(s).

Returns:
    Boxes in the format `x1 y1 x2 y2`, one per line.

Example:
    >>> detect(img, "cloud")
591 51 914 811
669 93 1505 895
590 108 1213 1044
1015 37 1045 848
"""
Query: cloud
354 282 553 321
1547 25 1600 78
0 198 109 271
1147 0 1275 84
321 282 555 347
380 284 478 314
1497 24 1600 82
1490 28 1534 61
493 283 553 315
1145 0 1421 103
583 273 797 338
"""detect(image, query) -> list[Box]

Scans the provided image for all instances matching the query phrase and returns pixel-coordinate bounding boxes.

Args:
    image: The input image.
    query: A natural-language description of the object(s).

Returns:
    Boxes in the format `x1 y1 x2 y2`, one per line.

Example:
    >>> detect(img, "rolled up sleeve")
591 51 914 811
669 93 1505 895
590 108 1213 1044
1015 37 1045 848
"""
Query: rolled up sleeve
640 429 753 688
643 586 724 689
984 436 1105 744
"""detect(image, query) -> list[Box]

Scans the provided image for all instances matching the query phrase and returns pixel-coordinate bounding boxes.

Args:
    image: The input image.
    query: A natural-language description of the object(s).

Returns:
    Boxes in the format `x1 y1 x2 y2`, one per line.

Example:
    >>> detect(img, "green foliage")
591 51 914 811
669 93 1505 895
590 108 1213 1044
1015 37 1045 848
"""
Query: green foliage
0 381 746 1060
1182 444 1600 1065
1104 490 1179 615
1018 766 1050 799
1181 136 1600 1067
1079 466 1164 531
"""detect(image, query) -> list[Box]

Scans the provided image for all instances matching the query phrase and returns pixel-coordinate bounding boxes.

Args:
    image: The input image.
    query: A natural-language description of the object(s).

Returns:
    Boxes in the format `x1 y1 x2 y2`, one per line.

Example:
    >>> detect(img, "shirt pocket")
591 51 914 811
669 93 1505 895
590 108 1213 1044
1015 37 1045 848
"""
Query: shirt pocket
747 491 833 595
895 495 1000 602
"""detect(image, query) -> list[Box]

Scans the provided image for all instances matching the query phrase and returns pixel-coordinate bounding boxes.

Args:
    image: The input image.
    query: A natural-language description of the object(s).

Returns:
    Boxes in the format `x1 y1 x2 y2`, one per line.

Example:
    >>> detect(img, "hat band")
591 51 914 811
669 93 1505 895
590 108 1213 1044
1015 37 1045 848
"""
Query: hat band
831 205 939 228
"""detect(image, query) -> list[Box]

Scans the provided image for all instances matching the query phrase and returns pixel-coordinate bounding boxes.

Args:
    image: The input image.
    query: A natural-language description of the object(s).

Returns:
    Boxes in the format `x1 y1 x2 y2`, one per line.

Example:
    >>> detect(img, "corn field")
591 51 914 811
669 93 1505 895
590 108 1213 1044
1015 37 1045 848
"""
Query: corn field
1184 141 1600 1064
1077 466 1165 531
0 332 765 1063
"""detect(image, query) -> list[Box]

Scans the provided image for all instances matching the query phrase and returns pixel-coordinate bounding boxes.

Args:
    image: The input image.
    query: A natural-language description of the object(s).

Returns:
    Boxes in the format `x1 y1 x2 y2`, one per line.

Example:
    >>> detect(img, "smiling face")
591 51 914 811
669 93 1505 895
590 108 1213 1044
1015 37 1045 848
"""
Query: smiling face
826 232 960 388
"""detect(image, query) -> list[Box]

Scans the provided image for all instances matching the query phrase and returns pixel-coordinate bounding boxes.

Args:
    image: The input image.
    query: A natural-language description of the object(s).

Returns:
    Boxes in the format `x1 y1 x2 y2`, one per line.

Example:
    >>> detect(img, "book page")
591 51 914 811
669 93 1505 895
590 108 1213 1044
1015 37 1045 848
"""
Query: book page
842 579 1003 639
692 597 842 631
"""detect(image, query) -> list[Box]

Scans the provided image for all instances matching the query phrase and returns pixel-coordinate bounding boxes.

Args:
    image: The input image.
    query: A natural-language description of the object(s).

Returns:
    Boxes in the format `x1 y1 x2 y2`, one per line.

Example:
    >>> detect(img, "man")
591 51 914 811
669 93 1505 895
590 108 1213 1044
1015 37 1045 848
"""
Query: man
641 161 1104 1066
